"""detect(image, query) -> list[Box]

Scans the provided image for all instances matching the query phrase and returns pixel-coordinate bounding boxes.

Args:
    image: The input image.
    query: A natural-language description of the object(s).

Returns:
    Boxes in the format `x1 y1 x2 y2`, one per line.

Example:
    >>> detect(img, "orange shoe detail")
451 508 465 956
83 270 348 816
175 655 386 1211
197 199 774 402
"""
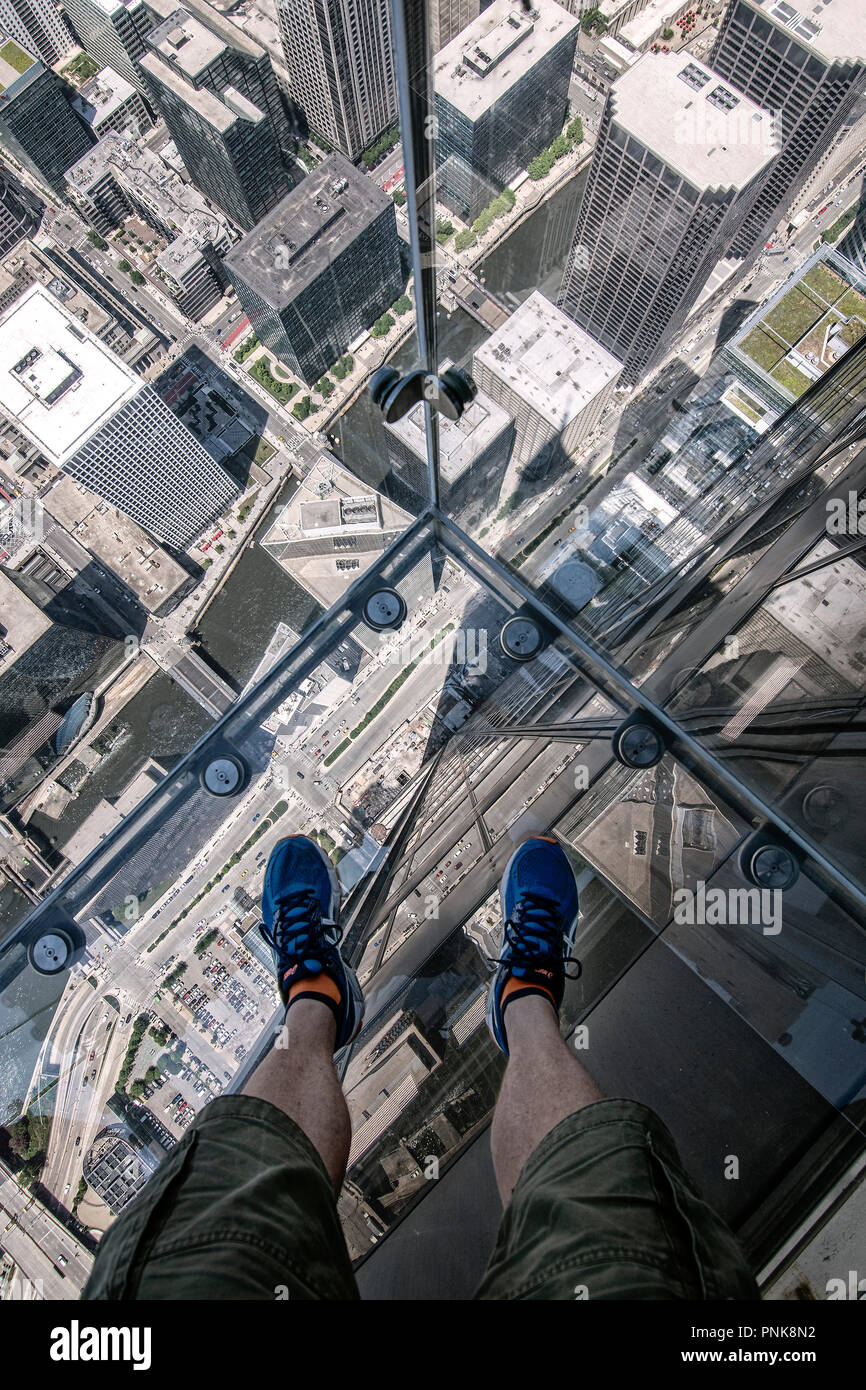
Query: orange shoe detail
499 975 555 1009
286 971 342 1005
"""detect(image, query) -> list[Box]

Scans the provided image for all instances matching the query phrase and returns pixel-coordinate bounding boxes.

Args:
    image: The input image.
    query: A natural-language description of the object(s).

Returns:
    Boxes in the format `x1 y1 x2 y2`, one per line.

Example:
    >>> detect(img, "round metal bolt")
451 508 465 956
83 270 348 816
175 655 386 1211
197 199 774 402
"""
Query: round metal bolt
500 616 543 661
614 722 665 768
29 928 73 975
747 843 799 892
201 754 244 797
802 784 847 832
363 587 406 631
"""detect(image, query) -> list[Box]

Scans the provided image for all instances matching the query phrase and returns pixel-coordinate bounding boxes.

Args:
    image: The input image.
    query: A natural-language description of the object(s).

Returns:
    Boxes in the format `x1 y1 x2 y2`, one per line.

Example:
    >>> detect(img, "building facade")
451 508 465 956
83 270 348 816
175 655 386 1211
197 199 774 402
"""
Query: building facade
0 0 72 65
434 0 579 221
0 160 41 256
62 0 156 96
709 0 866 259
0 284 238 546
224 153 403 383
141 50 288 231
558 52 779 386
275 0 396 160
0 39 94 197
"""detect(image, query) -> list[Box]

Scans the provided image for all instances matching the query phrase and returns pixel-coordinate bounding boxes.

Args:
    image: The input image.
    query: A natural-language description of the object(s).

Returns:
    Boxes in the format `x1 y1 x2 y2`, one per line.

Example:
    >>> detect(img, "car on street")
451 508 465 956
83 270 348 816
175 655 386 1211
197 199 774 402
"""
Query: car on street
252 813 260 822
297 771 304 779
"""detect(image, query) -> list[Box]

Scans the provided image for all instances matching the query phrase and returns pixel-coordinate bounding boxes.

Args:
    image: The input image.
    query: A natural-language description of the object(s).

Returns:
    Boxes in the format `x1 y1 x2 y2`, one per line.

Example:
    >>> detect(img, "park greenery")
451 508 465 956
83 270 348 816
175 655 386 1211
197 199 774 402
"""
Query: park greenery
86 229 107 250
455 186 516 251
315 375 335 398
115 1014 151 1093
292 394 313 420
528 120 584 181
61 51 99 82
392 294 412 315
823 201 860 244
371 312 395 338
234 335 259 363
331 354 354 379
195 928 218 956
436 218 455 244
362 126 399 168
392 189 406 207
117 259 131 273
581 6 607 34
4 1111 52 1188
249 354 299 404
237 490 258 523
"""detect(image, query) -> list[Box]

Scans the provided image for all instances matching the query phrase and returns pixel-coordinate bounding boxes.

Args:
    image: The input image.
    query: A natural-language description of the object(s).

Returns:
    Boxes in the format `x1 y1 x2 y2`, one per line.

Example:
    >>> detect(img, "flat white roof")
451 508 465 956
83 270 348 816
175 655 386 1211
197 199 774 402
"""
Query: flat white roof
0 284 141 466
473 292 622 428
610 52 779 191
435 0 578 121
386 363 512 482
750 0 866 66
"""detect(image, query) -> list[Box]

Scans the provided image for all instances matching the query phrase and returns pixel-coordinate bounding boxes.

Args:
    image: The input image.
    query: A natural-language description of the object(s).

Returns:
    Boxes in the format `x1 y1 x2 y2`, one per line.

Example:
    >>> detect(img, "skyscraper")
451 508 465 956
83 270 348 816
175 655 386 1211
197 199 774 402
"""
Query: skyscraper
0 159 41 256
0 38 95 197
473 291 622 475
145 3 295 165
709 0 866 259
434 0 579 221
141 45 289 231
275 0 396 160
62 0 156 96
430 0 480 52
383 359 514 514
223 154 404 384
0 284 238 546
558 52 779 386
0 0 72 66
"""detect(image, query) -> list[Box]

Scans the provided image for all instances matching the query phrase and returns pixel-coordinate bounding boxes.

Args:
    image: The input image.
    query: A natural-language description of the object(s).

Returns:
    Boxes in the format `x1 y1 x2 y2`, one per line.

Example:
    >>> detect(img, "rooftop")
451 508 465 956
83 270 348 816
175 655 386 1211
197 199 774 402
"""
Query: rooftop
750 0 866 67
65 133 234 281
472 291 622 428
147 7 226 78
386 361 513 484
43 474 189 607
609 51 779 191
224 153 391 304
140 50 239 132
148 0 267 62
620 0 689 49
0 569 51 665
0 36 38 97
434 0 578 121
72 67 140 126
727 245 866 400
0 283 141 466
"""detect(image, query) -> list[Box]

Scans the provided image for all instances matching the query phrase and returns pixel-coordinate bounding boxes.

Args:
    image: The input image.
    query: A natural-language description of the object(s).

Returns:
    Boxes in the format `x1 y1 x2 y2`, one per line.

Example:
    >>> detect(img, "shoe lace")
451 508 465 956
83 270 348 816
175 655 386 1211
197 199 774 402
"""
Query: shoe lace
260 890 342 959
491 892 581 980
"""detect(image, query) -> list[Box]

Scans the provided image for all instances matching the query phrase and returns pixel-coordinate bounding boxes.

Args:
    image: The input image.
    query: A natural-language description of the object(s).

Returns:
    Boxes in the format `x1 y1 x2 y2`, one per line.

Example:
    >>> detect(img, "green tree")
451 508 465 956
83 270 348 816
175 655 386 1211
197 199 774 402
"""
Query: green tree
567 116 584 145
454 229 477 252
292 395 313 420
370 312 395 338
391 294 412 314
392 188 406 207
86 229 107 249
129 269 144 285
117 258 131 272
662 27 674 38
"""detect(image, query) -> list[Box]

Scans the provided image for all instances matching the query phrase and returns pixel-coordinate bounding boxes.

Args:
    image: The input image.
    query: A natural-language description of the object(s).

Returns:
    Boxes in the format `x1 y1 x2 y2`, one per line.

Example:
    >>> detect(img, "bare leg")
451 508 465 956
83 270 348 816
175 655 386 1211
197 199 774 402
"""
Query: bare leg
243 999 351 1192
490 993 605 1204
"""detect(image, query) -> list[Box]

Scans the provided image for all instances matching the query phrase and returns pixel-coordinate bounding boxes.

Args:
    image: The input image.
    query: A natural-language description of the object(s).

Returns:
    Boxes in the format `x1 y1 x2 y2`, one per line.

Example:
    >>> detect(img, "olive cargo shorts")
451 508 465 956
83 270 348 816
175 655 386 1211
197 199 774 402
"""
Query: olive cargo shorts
83 1095 758 1301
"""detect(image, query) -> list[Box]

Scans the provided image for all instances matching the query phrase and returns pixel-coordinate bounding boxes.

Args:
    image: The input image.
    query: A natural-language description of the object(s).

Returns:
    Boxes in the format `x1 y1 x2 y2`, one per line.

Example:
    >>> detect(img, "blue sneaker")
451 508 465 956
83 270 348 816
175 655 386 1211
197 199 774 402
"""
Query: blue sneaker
486 836 581 1056
260 835 364 1051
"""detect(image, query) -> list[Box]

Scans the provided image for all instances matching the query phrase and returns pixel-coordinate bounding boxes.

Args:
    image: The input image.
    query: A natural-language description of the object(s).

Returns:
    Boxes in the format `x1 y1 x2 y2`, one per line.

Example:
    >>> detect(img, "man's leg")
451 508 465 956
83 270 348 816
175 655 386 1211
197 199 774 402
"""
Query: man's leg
478 836 759 1300
243 997 350 1191
84 836 363 1300
490 993 603 1203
